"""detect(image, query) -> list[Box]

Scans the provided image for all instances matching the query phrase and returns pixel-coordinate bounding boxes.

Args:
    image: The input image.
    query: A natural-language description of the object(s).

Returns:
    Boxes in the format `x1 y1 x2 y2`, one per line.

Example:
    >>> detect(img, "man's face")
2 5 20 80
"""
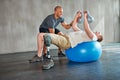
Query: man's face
55 8 63 18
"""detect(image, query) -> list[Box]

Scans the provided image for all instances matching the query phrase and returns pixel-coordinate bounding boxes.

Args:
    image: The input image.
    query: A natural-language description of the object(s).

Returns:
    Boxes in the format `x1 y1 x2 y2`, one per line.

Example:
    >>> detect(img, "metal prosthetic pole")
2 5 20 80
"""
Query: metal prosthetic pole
46 47 50 59
43 34 52 59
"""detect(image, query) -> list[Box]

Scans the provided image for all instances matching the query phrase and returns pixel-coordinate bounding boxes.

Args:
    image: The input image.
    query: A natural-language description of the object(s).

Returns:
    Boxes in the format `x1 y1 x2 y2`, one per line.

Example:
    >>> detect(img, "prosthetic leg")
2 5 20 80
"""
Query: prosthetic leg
43 34 52 59
43 34 54 70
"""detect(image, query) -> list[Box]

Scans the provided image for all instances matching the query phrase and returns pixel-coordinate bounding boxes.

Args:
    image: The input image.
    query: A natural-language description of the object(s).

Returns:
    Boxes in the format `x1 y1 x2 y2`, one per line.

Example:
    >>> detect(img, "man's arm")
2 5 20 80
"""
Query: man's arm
71 11 81 31
49 22 72 33
72 24 80 31
84 11 95 39
61 22 72 29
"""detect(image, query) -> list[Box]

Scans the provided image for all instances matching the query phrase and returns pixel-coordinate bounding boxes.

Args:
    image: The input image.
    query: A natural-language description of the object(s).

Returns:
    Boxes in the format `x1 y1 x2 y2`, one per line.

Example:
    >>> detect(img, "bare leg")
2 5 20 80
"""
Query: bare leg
29 33 46 63
37 33 46 57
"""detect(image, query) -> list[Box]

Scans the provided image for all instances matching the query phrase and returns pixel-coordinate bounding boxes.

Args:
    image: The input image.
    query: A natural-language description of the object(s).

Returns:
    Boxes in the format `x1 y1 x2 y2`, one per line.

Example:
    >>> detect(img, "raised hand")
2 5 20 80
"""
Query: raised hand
84 11 88 19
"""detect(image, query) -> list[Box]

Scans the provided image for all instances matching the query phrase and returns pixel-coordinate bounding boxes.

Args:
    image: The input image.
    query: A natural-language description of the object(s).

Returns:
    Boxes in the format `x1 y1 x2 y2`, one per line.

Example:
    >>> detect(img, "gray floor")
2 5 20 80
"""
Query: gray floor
0 43 120 80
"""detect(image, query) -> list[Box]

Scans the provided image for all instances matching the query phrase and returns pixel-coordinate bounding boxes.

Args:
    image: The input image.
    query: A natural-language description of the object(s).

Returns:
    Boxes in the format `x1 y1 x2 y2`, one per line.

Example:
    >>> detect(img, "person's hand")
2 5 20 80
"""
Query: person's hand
76 11 82 18
84 11 88 19
76 11 82 22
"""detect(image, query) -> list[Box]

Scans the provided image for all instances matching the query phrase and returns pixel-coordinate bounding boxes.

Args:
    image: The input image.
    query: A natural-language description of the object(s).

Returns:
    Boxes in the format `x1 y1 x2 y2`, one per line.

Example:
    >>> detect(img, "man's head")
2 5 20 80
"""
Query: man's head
54 6 63 18
94 32 103 42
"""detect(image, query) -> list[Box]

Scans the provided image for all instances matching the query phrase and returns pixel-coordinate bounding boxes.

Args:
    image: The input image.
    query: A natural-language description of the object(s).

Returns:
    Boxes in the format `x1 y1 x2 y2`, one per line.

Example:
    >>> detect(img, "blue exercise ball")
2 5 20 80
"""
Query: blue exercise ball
65 41 102 62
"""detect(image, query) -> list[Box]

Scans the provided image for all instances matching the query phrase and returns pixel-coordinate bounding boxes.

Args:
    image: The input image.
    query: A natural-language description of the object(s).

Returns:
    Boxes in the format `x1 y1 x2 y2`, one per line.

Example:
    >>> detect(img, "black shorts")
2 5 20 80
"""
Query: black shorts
39 28 60 34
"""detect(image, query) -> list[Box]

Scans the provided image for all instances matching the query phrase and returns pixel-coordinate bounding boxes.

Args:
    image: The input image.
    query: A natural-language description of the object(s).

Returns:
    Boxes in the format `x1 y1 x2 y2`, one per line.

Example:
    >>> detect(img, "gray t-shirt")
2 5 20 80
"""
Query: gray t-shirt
40 14 64 29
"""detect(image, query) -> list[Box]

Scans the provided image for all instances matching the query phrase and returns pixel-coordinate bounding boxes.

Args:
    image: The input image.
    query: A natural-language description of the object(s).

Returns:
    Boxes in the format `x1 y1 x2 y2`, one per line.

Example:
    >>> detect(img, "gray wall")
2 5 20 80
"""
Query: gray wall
0 0 119 54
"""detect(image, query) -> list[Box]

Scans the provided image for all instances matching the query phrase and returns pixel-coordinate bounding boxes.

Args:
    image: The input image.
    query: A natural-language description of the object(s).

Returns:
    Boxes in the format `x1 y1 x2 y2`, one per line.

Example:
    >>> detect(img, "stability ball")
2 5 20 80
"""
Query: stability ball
65 41 102 62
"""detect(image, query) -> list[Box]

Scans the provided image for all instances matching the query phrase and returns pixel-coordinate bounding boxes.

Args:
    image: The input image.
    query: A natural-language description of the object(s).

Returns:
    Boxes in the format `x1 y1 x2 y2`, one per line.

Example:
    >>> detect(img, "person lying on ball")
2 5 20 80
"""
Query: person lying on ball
29 11 103 70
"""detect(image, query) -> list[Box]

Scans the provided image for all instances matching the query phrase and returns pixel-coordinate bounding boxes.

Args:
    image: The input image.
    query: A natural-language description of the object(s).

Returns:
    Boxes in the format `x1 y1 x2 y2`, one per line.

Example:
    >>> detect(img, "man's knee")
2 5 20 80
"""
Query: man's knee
43 34 52 47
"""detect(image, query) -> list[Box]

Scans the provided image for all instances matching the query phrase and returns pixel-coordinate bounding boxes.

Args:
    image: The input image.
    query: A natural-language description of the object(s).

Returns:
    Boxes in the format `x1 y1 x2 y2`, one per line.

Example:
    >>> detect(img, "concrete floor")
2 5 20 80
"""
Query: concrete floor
0 43 120 80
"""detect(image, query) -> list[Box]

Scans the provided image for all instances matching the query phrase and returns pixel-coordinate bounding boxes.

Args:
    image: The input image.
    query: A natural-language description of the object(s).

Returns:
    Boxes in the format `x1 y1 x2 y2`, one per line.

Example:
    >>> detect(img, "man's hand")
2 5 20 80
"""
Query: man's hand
76 11 82 22
84 11 88 19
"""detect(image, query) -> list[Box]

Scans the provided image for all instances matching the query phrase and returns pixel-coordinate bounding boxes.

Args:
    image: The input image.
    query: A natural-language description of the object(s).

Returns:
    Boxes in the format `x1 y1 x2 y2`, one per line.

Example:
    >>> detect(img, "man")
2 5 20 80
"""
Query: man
29 6 72 63
29 11 103 69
